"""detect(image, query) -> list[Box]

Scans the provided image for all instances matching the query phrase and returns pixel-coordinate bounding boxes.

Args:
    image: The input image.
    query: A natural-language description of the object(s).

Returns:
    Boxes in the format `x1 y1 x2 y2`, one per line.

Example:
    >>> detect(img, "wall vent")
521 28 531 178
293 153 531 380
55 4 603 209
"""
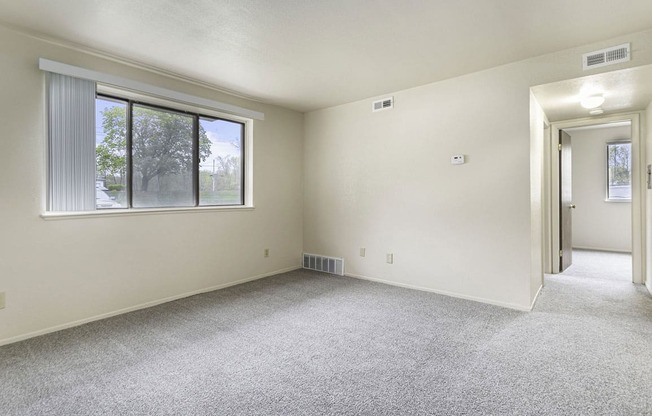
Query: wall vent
583 43 630 70
372 97 394 112
303 253 344 276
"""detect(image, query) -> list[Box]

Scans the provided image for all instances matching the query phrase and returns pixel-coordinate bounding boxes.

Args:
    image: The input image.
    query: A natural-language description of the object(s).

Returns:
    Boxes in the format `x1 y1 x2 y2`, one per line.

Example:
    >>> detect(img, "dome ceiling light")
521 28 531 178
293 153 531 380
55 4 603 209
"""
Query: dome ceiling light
580 94 605 109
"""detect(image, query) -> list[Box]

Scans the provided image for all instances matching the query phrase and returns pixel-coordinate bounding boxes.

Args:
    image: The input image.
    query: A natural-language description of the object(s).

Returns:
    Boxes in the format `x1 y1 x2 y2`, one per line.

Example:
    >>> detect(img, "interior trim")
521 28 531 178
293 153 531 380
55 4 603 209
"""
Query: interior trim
39 58 265 121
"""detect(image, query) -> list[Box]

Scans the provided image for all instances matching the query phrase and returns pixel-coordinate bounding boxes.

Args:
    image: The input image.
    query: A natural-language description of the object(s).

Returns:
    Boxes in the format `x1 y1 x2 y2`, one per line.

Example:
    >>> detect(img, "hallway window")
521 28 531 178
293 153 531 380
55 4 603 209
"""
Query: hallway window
606 141 631 201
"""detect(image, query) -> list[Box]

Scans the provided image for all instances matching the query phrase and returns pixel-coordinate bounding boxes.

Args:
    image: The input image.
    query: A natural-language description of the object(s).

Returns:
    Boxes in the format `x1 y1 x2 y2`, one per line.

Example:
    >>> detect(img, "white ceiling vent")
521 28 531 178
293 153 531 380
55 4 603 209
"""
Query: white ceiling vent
372 97 394 112
582 43 630 70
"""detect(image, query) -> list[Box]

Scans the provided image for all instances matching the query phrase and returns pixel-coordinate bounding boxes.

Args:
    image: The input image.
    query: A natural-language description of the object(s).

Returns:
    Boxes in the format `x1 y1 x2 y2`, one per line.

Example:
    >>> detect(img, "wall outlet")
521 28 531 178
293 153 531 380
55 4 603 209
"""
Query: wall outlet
386 253 394 264
360 248 366 257
0 292 5 309
264 249 270 258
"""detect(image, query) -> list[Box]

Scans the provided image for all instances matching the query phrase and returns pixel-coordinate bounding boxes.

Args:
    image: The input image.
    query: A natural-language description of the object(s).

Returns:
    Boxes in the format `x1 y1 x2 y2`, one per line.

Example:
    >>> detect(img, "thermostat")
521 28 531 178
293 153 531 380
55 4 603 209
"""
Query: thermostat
451 155 465 165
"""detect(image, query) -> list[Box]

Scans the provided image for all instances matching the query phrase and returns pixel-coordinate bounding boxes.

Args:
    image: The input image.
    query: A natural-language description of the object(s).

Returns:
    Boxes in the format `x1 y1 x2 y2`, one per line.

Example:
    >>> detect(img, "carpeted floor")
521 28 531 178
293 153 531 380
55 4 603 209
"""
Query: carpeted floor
563 249 632 281
1 268 651 415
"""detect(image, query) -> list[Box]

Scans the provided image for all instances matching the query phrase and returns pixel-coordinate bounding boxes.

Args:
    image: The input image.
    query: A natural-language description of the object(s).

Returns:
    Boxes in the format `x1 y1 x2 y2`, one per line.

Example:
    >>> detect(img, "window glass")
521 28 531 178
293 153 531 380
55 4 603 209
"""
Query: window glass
51 82 248 213
607 142 631 200
199 118 244 205
96 98 127 209
131 104 194 207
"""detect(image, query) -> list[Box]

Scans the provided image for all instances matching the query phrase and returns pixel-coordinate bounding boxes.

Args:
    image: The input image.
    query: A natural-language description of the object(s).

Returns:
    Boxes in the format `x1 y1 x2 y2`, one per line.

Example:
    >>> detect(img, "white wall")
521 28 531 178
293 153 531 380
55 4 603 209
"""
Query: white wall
569 126 632 252
2 26 652 344
529 93 545 298
304 29 652 310
0 26 304 345
646 101 652 294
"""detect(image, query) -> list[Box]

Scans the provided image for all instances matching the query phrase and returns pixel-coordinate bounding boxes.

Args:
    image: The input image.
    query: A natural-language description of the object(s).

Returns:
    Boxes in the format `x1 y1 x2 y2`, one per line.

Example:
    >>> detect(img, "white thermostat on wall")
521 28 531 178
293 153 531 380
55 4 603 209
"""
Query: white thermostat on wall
451 154 465 165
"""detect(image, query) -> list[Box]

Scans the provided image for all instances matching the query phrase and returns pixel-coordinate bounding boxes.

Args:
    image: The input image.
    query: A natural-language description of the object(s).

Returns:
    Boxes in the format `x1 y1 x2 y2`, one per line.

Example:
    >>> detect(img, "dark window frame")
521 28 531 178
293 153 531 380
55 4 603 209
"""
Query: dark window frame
97 92 246 209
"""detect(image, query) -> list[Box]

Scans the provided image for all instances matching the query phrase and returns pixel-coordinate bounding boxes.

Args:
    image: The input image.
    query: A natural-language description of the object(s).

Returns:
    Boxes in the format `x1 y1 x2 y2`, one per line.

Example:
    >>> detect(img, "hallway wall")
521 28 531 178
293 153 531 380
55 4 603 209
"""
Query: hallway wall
569 125 632 252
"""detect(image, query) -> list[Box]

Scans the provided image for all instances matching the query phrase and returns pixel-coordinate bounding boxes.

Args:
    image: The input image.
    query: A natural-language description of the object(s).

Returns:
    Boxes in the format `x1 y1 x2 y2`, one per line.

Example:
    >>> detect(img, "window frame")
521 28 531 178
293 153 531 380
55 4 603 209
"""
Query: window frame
605 139 632 203
43 89 253 219
97 92 247 210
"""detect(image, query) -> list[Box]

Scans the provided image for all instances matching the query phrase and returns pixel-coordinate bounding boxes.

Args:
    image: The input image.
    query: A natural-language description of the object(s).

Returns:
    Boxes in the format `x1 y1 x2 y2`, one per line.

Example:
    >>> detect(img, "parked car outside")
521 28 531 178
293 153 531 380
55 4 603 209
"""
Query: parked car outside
96 189 121 209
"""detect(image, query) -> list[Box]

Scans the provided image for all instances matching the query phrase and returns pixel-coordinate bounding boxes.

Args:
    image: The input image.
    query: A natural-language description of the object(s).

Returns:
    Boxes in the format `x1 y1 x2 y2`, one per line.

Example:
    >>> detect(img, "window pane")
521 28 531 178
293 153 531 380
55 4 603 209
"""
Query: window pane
607 142 631 200
132 104 194 207
96 97 127 209
199 118 244 205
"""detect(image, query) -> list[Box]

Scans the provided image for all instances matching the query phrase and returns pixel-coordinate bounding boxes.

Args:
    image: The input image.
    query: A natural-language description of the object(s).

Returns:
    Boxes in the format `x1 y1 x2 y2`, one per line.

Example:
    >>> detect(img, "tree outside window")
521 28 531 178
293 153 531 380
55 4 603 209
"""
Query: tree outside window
95 97 244 208
607 141 631 201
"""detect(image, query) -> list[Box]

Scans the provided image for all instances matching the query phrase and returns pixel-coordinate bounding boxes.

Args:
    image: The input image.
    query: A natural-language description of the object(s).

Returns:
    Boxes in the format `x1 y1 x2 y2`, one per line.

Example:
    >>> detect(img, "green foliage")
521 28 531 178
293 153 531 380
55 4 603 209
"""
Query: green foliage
199 155 241 191
107 184 125 191
96 105 212 191
608 143 631 186
96 106 127 185
198 154 242 204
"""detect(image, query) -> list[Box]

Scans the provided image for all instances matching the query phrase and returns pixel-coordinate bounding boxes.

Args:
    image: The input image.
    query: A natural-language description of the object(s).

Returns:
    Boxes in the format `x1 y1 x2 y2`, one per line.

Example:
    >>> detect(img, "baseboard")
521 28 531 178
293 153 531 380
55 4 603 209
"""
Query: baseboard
572 246 632 254
0 265 301 347
345 272 532 312
646 279 652 296
529 284 543 311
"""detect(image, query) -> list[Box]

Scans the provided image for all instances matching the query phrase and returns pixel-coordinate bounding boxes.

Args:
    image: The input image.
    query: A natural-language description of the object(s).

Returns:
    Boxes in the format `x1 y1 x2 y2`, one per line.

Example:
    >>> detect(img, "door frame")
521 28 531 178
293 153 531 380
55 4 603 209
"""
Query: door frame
559 130 573 272
546 112 643 284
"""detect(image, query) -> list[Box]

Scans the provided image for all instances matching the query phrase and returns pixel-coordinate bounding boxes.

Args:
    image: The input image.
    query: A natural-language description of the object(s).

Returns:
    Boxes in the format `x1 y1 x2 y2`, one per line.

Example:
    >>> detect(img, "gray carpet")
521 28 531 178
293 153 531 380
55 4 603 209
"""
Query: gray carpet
563 249 632 281
1 269 651 415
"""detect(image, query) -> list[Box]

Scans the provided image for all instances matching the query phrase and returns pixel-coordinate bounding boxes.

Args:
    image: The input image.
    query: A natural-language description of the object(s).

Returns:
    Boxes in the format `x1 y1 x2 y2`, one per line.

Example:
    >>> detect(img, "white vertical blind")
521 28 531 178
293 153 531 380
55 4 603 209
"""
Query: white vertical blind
48 73 96 211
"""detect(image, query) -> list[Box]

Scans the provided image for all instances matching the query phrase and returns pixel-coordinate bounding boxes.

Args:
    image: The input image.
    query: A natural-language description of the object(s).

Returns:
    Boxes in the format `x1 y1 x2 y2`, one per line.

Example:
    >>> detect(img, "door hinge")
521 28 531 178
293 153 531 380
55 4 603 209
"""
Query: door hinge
558 143 562 151
559 250 563 257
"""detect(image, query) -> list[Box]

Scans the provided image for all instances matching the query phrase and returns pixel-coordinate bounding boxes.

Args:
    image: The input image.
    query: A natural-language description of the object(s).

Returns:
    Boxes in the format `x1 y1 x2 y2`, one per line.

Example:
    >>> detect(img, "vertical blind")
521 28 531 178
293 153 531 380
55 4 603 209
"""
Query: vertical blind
48 73 96 211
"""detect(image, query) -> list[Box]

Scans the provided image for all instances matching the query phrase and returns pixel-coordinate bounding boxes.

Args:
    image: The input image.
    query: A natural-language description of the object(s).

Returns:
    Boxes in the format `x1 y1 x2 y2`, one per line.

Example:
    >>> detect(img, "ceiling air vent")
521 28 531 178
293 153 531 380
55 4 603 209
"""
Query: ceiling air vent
582 43 630 70
372 97 393 112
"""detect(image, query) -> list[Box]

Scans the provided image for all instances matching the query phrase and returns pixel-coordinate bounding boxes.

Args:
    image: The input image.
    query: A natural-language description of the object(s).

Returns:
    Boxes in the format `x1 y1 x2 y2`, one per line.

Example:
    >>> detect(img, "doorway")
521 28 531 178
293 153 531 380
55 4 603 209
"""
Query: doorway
549 114 642 284
558 122 633 282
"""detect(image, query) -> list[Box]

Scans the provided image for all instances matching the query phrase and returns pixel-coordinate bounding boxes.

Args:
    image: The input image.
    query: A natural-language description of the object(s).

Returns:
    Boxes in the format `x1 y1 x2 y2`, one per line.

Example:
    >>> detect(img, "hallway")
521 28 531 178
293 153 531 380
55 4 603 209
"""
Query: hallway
561 249 632 282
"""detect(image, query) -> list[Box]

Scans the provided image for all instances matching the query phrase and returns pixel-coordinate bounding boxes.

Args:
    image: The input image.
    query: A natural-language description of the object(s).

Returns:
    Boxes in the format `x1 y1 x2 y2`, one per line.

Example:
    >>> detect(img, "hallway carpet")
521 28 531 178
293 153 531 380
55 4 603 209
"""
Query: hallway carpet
563 249 632 281
1 268 651 415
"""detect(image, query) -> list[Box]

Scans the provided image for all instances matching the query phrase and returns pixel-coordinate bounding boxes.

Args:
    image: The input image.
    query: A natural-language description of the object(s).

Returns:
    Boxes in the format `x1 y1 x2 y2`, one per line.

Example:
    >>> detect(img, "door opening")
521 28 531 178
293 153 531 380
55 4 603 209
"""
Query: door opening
549 115 640 284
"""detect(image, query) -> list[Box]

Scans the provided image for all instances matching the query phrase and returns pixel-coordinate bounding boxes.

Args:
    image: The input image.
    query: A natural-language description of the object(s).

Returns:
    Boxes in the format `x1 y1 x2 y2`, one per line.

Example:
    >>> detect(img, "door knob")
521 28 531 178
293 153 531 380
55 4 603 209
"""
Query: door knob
570 204 576 209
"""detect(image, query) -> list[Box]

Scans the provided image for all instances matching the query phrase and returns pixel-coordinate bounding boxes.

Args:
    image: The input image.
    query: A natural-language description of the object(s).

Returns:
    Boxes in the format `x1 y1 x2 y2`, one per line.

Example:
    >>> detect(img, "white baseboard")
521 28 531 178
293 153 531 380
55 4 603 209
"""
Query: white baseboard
345 272 532 312
529 284 543 311
572 246 632 254
0 265 301 347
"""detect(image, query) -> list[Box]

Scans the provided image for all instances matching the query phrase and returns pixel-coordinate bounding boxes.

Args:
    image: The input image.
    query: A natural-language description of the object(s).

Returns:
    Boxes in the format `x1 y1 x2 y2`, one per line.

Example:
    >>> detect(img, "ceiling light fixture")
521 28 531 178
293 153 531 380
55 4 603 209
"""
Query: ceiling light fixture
580 94 605 109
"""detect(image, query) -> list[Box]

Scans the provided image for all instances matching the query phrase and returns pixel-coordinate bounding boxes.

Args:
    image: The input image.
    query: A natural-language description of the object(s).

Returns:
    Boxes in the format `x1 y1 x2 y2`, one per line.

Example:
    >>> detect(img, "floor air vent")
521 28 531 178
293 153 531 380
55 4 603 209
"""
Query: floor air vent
372 97 394 112
303 253 344 276
583 43 630 70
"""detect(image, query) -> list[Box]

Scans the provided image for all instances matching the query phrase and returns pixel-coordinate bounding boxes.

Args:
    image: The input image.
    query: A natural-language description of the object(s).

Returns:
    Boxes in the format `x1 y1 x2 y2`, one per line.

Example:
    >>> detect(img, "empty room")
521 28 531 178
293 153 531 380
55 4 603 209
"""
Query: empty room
1 1 652 415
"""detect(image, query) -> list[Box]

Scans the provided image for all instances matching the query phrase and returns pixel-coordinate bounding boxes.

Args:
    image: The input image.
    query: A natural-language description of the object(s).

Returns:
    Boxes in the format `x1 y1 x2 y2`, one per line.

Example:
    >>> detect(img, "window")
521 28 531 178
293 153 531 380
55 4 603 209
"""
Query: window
95 97 245 209
198 118 244 206
47 71 247 213
130 103 195 208
606 141 631 201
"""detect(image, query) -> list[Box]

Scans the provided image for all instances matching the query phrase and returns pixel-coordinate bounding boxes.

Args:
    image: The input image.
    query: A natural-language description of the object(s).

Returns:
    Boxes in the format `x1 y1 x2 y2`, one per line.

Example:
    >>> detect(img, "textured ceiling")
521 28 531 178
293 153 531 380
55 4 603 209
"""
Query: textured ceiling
532 64 652 122
1 0 652 112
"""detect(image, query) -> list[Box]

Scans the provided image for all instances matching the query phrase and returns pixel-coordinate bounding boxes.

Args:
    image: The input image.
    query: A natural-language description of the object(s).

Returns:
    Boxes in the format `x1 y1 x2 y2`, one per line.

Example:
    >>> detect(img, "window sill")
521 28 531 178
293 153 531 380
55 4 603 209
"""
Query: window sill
41 205 254 220
604 199 631 203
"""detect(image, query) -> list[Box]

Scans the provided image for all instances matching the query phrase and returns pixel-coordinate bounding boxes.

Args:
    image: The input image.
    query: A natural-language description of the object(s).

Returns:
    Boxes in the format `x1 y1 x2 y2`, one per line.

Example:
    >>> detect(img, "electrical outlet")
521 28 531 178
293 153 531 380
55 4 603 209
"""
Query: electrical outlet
360 248 366 257
264 249 269 258
386 253 394 264
0 292 5 309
